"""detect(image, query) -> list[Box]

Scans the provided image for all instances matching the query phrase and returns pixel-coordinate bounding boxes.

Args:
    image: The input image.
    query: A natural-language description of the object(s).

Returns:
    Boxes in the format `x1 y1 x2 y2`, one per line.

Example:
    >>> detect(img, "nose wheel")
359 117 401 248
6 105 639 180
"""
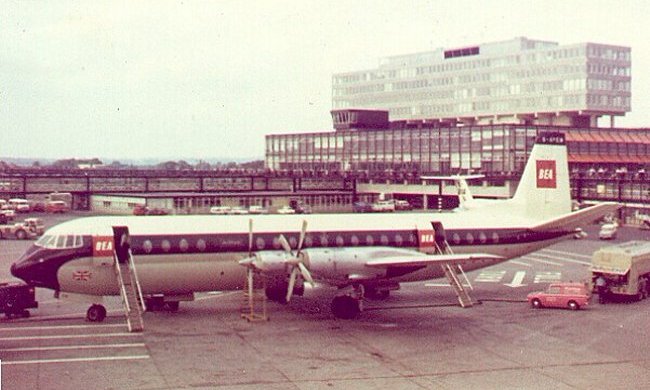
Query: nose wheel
331 284 364 319
87 304 107 322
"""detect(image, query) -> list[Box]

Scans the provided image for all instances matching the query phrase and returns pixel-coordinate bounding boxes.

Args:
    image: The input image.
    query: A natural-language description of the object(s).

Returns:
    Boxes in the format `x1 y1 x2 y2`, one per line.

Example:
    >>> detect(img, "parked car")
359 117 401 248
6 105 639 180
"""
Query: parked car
276 205 296 214
573 228 588 239
295 204 312 214
8 198 30 213
371 200 395 212
0 209 15 221
353 201 373 213
527 282 591 310
394 200 412 211
599 223 618 240
210 206 231 215
229 206 249 215
45 200 68 213
248 205 269 214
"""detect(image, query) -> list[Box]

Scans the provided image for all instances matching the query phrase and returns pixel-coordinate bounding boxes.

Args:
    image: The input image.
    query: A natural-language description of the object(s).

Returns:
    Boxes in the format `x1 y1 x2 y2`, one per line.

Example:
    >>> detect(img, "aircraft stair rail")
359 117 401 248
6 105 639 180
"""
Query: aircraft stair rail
112 226 145 332
431 221 473 308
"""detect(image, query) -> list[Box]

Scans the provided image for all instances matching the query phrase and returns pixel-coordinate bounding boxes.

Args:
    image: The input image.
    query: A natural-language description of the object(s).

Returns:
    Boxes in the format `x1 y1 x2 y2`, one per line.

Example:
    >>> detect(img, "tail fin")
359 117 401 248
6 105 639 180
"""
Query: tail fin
510 132 572 220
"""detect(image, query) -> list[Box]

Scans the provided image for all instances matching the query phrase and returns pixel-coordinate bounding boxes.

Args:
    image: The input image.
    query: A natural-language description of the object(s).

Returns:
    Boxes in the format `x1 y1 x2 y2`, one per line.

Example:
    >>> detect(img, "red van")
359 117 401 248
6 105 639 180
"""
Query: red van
527 282 591 310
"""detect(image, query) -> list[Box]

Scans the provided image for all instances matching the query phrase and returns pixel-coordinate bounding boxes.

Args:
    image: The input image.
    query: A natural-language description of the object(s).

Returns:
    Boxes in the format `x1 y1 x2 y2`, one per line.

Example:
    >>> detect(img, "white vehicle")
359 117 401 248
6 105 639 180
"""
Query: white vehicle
248 205 269 214
0 199 8 210
599 223 618 240
10 132 619 321
209 206 231 215
1 209 15 221
8 198 30 213
229 206 249 215
371 200 395 212
276 205 296 214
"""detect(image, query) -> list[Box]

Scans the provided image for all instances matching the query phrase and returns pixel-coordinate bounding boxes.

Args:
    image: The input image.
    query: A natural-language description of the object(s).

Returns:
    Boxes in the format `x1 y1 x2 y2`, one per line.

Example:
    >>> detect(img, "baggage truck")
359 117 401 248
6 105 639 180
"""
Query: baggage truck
590 241 650 300
0 282 38 318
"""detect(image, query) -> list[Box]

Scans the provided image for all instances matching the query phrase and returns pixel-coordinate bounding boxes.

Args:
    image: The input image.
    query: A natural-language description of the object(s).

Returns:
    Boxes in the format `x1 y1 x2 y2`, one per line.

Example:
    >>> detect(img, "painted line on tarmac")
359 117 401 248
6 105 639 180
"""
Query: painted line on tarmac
1 355 150 366
1 343 146 352
0 323 126 333
0 332 141 342
509 260 532 267
533 252 591 266
524 256 564 266
541 249 592 260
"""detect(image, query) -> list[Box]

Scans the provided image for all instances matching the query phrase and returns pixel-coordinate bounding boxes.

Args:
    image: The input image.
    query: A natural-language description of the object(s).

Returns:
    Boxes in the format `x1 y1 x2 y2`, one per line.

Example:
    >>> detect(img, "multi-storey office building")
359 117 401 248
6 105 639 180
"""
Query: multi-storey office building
266 109 649 175
332 37 631 127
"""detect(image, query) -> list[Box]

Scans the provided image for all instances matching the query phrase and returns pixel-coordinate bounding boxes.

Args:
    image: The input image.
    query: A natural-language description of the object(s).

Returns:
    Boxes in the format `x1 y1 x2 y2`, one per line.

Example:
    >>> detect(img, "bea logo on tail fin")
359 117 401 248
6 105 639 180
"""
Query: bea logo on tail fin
536 160 556 188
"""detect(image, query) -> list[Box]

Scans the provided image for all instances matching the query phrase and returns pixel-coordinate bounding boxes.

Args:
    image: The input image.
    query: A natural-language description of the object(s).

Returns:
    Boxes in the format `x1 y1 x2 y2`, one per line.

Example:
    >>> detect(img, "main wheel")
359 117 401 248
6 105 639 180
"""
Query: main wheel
87 304 107 322
567 301 579 310
331 295 361 319
531 298 542 309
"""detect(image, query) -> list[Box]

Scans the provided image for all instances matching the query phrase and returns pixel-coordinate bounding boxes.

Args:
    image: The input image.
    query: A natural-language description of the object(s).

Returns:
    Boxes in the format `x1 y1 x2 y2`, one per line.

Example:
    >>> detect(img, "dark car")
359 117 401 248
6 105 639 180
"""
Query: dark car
353 201 373 213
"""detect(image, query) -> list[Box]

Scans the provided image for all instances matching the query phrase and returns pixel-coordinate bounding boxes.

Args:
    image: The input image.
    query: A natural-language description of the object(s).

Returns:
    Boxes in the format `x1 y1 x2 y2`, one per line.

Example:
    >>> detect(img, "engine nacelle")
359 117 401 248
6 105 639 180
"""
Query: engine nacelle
253 251 290 274
302 247 386 282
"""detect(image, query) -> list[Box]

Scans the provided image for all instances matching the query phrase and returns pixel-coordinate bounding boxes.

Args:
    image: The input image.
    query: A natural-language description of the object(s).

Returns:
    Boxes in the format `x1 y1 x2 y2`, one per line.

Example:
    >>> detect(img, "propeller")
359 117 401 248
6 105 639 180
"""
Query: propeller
282 220 314 302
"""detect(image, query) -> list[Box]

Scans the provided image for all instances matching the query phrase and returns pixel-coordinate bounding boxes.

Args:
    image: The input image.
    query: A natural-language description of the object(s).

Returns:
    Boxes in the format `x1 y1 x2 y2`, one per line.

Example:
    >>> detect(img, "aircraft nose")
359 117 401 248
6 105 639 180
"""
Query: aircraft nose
11 260 27 280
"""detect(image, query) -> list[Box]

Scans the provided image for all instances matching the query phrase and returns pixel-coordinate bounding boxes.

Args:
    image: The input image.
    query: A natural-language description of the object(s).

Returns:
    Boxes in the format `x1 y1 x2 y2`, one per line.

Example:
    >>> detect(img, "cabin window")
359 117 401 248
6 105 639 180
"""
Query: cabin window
197 239 207 252
408 233 417 245
366 235 375 246
452 233 461 245
395 234 403 246
143 240 153 253
492 232 499 243
320 234 329 246
466 233 474 244
304 235 313 247
289 236 298 247
479 232 487 244
36 235 84 249
272 237 281 249
336 235 345 247
161 240 171 253
350 235 359 246
255 237 265 250
179 239 189 252
380 235 389 245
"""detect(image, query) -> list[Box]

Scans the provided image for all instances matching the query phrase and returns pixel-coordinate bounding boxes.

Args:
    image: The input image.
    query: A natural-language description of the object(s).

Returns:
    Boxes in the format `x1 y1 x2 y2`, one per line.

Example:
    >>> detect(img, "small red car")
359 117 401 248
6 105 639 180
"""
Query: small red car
527 282 591 310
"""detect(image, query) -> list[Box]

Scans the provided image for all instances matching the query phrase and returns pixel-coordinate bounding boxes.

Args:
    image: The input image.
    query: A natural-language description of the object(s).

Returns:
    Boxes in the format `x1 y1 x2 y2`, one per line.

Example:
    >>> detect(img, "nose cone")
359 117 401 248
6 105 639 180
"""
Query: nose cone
11 259 30 282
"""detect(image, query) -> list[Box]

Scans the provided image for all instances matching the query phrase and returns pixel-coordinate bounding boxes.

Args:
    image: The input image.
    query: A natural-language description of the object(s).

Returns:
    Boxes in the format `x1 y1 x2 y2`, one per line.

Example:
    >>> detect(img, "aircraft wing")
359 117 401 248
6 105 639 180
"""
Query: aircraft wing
365 253 503 268
530 202 620 232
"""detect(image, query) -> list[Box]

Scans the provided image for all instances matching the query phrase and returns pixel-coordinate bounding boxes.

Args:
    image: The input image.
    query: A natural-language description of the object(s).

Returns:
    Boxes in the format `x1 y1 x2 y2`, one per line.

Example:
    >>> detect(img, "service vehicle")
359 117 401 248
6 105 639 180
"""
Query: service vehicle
527 282 590 310
1 208 15 221
590 241 650 300
371 200 396 212
599 223 618 240
0 281 38 318
24 218 45 236
0 220 41 240
210 206 231 215
45 200 69 213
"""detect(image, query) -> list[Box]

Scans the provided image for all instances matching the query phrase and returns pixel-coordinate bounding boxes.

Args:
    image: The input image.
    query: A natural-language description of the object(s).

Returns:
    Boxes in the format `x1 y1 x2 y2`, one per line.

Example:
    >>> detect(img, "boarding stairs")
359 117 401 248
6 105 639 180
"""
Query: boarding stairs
431 222 474 308
113 226 146 332
240 269 268 322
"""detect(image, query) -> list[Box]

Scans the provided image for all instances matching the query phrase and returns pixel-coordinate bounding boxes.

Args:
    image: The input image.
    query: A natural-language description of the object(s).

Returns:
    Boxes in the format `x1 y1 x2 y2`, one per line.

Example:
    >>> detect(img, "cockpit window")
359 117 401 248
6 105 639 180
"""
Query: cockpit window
36 234 84 249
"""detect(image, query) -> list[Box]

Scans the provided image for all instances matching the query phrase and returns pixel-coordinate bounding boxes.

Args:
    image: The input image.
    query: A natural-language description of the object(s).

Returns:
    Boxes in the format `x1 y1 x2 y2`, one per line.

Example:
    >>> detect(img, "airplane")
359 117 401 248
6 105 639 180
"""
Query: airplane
10 132 619 320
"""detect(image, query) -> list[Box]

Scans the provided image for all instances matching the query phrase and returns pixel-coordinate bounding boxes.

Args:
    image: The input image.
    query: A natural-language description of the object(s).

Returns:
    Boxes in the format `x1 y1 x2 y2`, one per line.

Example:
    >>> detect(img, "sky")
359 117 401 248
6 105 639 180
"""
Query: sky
2 0 650 162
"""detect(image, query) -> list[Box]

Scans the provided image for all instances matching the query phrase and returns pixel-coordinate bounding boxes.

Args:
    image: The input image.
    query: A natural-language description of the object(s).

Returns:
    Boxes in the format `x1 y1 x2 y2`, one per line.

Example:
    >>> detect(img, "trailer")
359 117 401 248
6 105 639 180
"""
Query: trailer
0 282 38 318
590 241 650 301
